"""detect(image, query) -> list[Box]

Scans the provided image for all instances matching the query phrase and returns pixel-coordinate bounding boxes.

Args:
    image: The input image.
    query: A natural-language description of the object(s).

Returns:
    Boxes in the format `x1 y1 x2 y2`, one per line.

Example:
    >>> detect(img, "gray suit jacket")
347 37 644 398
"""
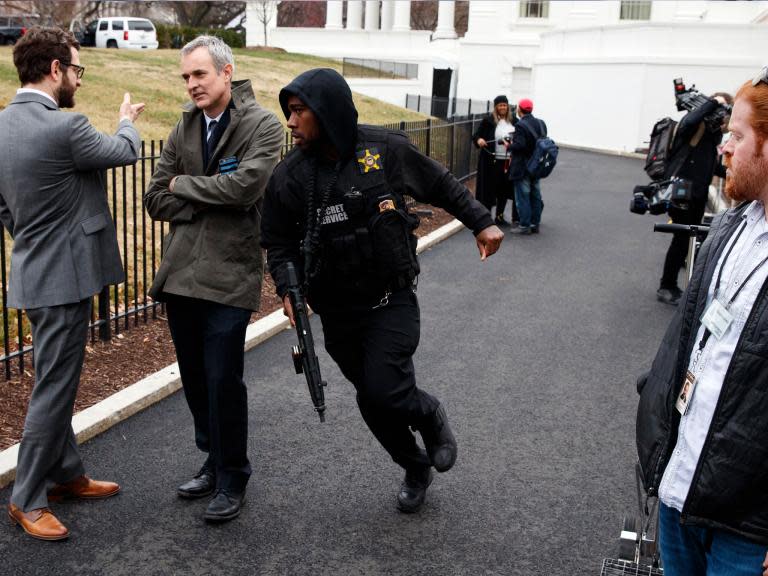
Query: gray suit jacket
0 92 140 309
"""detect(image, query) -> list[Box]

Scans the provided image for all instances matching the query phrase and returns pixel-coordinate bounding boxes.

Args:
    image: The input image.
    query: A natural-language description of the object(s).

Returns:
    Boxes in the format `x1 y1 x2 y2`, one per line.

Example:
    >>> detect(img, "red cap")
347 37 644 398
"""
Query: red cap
518 98 534 113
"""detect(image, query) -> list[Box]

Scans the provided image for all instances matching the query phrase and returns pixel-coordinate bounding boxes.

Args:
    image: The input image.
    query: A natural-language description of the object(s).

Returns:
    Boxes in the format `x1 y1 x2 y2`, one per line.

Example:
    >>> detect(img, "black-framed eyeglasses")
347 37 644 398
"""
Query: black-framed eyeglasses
61 61 85 80
752 66 768 87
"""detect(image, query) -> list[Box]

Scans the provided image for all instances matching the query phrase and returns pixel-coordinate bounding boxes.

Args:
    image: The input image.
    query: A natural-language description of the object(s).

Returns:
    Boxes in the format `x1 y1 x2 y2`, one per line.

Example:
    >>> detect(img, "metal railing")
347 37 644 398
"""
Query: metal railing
0 115 483 378
342 58 419 80
405 94 493 119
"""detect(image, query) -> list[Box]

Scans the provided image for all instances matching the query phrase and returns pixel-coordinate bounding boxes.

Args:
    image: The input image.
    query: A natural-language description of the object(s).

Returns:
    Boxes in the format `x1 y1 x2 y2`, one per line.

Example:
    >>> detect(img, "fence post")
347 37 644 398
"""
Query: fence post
425 118 432 158
468 98 472 116
417 94 421 114
98 285 111 341
448 119 455 173
486 100 490 113
400 120 406 131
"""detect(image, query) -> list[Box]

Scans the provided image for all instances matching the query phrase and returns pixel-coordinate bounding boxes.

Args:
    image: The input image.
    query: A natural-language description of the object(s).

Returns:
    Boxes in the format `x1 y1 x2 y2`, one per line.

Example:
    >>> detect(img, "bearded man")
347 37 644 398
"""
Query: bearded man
635 70 768 575
0 26 144 541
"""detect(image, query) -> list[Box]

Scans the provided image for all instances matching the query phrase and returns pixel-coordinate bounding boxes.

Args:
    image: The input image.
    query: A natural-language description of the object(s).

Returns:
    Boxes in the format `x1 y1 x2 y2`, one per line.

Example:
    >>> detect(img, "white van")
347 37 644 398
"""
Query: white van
72 17 159 50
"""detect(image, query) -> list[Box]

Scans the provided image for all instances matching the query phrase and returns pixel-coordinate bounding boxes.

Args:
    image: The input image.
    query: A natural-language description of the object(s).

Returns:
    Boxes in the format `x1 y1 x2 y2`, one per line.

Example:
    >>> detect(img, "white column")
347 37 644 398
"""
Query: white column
364 0 380 31
381 0 395 31
392 0 411 32
433 1 457 39
325 0 344 29
346 0 363 29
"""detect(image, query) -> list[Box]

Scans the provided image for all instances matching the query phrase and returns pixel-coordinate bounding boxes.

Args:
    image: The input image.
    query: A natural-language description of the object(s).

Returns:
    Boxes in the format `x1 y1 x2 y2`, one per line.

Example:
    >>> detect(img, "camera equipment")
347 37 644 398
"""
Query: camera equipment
630 177 693 216
673 78 732 133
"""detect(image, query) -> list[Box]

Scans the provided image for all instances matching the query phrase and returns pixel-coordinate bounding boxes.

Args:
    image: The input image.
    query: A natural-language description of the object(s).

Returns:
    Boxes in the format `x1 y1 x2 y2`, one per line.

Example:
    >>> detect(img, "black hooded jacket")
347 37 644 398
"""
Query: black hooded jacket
261 68 493 311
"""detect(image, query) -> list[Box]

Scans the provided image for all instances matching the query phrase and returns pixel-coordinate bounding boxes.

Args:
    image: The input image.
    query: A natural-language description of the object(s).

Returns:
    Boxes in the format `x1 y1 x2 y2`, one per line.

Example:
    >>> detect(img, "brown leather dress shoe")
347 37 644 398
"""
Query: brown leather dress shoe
48 475 120 502
8 504 69 541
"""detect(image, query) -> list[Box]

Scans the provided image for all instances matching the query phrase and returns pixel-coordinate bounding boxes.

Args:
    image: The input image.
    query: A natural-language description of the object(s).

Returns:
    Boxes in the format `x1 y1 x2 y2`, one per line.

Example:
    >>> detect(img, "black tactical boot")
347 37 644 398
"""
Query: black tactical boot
396 465 434 513
420 404 458 472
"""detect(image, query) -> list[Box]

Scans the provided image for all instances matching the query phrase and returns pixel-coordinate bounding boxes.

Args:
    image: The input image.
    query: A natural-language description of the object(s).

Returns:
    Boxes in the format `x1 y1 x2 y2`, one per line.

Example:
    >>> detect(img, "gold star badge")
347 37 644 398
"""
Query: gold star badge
356 147 382 174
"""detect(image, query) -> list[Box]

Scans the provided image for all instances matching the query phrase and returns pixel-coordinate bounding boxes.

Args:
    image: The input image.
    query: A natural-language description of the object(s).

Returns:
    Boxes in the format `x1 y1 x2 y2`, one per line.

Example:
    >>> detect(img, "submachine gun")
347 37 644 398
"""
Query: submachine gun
285 262 327 422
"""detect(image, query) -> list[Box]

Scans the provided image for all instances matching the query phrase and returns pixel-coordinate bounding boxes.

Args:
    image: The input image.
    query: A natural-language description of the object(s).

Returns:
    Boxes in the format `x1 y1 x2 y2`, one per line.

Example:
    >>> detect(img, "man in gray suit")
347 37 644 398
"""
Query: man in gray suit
0 27 144 541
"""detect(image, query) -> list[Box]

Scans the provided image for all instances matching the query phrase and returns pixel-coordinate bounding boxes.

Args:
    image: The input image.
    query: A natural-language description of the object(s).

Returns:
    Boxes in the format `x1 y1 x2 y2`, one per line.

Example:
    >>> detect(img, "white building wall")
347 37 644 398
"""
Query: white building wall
244 1 768 152
534 23 768 152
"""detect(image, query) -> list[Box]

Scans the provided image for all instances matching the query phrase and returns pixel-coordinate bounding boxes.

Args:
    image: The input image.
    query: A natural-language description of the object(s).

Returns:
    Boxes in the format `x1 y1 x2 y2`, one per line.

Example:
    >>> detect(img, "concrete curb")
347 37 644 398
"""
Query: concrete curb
0 218 466 489
559 142 645 160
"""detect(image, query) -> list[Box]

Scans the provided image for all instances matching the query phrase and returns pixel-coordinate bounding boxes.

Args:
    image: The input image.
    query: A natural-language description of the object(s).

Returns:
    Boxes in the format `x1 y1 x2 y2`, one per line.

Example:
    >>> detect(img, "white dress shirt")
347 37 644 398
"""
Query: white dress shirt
17 88 57 107
659 200 768 511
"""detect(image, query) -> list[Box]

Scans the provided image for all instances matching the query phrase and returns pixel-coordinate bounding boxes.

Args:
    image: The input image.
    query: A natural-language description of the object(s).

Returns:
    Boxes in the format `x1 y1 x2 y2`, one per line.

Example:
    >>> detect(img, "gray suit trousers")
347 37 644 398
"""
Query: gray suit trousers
11 299 91 511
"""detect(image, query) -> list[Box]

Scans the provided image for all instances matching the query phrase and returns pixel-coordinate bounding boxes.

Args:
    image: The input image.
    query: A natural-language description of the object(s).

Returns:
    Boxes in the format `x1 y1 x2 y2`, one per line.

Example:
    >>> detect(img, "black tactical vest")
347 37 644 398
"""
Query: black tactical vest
309 130 420 304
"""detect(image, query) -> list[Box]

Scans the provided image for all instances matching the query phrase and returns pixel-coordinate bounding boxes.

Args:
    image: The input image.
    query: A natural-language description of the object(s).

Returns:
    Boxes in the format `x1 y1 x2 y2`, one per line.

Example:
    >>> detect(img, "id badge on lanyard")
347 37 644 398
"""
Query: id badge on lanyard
676 300 734 416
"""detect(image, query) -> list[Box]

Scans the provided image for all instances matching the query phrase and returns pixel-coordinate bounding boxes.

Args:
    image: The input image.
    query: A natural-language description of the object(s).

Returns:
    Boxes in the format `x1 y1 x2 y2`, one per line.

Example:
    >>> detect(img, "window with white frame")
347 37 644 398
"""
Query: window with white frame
519 1 549 19
620 1 651 20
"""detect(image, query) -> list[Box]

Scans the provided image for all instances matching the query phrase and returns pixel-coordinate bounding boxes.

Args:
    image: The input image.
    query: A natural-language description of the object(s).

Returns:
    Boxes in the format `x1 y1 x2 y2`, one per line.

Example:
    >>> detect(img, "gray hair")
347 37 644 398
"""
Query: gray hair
181 35 235 76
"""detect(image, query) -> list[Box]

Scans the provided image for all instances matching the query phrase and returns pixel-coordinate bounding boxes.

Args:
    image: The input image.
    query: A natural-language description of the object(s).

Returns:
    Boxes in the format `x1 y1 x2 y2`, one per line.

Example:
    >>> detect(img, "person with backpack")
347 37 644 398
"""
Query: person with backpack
656 92 732 306
508 98 549 235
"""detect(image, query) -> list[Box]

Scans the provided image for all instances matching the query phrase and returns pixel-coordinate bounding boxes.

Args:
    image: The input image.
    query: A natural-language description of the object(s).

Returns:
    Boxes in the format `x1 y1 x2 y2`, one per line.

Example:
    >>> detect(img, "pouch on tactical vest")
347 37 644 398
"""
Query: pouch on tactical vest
368 193 420 285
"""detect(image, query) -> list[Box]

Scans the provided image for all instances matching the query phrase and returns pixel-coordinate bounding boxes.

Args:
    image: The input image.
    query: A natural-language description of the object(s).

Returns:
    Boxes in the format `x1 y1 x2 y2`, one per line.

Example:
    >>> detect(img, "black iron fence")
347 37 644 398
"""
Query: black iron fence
0 115 484 379
405 94 495 119
342 58 419 80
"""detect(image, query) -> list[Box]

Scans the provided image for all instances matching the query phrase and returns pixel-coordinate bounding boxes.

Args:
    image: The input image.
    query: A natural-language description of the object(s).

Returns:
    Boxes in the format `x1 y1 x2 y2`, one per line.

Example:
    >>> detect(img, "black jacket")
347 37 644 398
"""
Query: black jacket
472 114 516 209
508 113 546 182
261 68 493 311
636 202 768 544
668 99 723 206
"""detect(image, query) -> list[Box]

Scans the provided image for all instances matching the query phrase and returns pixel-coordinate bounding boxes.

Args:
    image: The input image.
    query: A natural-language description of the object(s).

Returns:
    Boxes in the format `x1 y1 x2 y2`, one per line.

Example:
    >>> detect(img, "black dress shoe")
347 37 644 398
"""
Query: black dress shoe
420 405 458 472
397 466 434 513
203 489 245 523
177 466 216 499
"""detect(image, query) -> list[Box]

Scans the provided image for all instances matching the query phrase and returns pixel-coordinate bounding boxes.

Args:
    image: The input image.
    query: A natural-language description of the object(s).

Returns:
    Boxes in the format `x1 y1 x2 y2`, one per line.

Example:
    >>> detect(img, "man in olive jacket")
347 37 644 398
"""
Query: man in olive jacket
636 74 768 574
145 36 283 523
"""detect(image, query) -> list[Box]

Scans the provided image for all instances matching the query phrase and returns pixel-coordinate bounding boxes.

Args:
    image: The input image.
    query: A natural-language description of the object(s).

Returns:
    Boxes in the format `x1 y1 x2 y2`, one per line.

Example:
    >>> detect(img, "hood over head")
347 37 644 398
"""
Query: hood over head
279 68 359 158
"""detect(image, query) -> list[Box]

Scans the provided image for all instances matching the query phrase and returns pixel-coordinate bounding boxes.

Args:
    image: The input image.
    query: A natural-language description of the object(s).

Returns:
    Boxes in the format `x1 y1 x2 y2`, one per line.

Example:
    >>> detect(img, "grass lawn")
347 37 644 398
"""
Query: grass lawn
0 46 425 141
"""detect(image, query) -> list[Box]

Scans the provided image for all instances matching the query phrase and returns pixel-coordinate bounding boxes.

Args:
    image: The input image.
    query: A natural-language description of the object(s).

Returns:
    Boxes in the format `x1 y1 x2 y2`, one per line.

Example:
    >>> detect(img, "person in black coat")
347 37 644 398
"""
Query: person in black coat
636 77 768 573
657 92 730 305
472 95 518 226
261 69 504 514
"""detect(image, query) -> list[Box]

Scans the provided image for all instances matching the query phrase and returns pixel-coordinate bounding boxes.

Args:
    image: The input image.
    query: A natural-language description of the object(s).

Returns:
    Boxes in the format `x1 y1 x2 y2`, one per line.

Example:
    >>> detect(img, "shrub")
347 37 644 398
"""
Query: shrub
154 24 245 50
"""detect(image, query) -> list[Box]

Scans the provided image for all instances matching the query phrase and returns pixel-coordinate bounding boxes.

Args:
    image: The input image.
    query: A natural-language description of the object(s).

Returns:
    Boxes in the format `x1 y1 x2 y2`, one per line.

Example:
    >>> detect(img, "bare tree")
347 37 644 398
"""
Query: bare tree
411 0 469 37
167 1 245 28
251 0 275 45
0 1 108 27
410 0 437 31
277 0 325 27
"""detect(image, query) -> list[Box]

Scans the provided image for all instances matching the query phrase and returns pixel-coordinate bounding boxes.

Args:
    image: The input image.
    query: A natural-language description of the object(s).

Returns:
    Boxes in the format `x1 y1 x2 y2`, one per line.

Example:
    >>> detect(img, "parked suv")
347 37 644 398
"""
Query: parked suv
71 17 158 50
0 15 33 45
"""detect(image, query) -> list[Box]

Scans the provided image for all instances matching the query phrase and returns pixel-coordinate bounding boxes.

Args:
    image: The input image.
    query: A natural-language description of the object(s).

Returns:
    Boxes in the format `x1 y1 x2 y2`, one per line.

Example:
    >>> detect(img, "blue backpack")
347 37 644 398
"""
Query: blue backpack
522 119 558 179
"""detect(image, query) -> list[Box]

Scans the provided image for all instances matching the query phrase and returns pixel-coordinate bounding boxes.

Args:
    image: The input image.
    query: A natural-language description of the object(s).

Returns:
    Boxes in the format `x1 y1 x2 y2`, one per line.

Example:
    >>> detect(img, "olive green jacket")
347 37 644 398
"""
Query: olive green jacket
145 80 283 310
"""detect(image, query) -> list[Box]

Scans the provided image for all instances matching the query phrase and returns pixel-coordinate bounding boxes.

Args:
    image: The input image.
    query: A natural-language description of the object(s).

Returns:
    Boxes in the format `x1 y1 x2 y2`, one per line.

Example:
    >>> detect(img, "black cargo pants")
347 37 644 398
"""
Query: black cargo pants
319 287 439 471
